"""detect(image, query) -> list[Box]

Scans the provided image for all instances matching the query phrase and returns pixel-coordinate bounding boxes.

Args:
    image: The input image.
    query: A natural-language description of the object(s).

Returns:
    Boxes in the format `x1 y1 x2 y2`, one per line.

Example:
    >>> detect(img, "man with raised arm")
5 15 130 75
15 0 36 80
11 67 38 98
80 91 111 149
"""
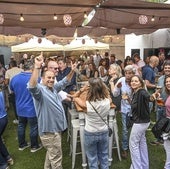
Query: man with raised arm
28 53 77 169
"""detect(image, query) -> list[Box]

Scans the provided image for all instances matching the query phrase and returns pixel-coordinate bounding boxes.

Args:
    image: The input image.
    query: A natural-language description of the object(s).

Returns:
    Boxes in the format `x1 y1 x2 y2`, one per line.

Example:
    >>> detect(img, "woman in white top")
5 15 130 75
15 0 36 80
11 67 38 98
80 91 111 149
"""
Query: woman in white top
73 77 111 169
98 59 108 82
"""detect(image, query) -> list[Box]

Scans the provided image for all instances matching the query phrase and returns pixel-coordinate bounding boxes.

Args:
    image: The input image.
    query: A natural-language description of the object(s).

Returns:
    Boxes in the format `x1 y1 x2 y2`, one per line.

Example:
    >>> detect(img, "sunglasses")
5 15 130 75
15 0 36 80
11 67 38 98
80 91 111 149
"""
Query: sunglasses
49 67 59 70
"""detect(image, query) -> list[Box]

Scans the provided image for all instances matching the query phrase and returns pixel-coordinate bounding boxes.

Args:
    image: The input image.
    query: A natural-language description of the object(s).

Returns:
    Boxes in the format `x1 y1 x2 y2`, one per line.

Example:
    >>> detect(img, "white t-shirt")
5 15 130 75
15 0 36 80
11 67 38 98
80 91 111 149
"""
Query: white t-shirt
98 66 108 82
5 67 23 93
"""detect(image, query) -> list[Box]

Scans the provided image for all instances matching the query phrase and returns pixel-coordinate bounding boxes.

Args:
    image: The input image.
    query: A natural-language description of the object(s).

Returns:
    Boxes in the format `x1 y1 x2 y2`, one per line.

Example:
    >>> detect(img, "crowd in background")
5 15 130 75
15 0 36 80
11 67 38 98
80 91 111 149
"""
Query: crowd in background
0 49 170 169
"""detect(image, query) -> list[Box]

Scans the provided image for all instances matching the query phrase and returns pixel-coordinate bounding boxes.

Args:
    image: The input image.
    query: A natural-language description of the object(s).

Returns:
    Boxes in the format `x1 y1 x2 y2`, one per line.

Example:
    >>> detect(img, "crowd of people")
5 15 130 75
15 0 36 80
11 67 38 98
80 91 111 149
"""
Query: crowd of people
0 50 170 169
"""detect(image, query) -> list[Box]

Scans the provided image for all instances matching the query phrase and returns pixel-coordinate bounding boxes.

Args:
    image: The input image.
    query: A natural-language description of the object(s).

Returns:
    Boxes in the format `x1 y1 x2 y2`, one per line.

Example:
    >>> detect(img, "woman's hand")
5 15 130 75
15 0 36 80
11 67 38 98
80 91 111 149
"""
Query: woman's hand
109 76 116 84
151 91 161 100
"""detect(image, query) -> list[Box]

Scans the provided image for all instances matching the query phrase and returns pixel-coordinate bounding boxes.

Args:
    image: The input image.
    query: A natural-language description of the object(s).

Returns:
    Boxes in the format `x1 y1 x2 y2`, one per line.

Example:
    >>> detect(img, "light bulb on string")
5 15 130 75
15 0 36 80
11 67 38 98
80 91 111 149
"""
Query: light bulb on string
84 11 87 19
53 14 57 20
20 14 24 22
96 3 101 8
151 16 155 22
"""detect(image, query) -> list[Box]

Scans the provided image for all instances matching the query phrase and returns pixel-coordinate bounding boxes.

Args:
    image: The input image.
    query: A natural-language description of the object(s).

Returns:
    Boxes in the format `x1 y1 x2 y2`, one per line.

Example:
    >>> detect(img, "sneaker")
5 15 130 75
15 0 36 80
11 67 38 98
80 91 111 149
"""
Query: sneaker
13 119 19 124
150 121 156 125
147 127 152 131
150 141 160 145
158 140 164 145
7 158 14 165
18 143 30 151
30 145 42 153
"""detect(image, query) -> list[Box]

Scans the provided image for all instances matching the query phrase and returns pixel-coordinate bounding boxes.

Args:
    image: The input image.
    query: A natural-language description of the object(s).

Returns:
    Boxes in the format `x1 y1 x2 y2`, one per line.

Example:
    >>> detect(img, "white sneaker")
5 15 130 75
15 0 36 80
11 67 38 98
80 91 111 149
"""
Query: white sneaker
30 145 42 153
13 119 19 124
18 143 30 151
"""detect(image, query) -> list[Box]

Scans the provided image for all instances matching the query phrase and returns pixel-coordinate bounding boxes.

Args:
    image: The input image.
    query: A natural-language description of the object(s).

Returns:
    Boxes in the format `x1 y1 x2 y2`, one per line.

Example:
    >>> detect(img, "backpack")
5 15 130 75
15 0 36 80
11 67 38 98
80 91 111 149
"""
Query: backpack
152 117 170 139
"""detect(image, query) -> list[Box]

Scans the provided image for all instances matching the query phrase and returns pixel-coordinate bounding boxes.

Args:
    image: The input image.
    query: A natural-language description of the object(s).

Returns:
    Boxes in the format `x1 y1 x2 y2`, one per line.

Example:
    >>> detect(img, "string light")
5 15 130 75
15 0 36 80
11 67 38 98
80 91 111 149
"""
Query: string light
84 11 87 19
20 14 24 22
96 3 101 8
151 16 155 22
53 13 57 20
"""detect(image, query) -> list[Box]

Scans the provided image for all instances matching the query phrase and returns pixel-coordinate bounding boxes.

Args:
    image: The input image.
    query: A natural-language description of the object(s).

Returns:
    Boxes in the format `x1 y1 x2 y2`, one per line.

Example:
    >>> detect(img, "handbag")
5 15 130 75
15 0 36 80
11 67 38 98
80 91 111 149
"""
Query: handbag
126 111 134 129
152 117 170 139
89 102 113 137
73 85 116 112
73 85 89 112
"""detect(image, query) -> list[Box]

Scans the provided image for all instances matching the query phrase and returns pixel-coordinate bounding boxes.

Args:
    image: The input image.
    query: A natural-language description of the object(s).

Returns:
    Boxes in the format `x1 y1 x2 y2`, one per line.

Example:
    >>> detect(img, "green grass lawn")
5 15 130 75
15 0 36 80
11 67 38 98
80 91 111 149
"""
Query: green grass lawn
3 107 166 169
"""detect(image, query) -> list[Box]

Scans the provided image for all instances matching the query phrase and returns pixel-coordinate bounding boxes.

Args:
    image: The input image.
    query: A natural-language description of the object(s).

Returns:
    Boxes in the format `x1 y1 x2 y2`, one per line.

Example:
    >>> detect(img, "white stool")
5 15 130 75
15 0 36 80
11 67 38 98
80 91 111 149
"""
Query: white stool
71 113 87 169
112 118 121 161
79 113 87 169
71 119 81 169
67 109 79 142
108 109 121 166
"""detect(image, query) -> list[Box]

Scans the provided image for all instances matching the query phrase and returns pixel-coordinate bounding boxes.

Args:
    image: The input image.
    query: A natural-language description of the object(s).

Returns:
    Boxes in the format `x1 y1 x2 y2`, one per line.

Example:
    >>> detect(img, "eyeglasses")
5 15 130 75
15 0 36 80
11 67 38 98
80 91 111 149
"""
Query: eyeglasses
49 67 59 70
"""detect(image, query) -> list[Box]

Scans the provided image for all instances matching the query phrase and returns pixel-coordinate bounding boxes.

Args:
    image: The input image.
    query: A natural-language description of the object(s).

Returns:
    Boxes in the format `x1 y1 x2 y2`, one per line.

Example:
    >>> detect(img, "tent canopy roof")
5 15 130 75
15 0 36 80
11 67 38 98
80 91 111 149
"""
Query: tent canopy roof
11 36 109 52
64 35 109 51
1 0 170 37
11 36 64 52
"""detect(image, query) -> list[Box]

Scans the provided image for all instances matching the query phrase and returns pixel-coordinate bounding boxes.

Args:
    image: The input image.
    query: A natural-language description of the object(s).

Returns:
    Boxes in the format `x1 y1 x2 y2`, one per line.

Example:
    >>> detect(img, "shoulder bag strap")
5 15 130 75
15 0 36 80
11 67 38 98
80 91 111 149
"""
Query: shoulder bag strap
89 101 109 128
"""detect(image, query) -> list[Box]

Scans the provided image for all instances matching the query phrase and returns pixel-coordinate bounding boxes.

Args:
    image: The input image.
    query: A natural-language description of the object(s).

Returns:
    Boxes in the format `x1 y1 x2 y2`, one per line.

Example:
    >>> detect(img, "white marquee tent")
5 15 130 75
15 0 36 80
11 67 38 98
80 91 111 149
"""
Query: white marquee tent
64 35 109 51
11 37 64 52
11 36 109 53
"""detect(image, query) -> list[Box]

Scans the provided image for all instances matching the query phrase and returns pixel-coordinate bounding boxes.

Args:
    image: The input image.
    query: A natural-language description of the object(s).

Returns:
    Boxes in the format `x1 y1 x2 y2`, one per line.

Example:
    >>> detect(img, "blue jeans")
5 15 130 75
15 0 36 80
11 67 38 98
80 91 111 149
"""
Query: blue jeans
121 113 129 151
0 116 10 166
18 116 39 148
156 106 166 121
84 130 109 169
8 93 18 119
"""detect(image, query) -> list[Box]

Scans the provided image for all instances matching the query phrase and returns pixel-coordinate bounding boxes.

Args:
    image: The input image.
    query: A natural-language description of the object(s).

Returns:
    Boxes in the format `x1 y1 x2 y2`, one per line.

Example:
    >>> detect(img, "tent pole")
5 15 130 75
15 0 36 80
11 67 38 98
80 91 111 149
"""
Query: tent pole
63 50 65 57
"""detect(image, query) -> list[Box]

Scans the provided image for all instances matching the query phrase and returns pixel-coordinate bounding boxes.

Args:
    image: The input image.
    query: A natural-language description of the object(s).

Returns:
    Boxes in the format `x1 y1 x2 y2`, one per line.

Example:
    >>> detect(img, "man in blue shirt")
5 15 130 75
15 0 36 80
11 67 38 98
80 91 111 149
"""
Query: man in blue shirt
0 90 13 169
10 60 41 153
28 53 77 169
142 55 159 127
142 55 159 94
